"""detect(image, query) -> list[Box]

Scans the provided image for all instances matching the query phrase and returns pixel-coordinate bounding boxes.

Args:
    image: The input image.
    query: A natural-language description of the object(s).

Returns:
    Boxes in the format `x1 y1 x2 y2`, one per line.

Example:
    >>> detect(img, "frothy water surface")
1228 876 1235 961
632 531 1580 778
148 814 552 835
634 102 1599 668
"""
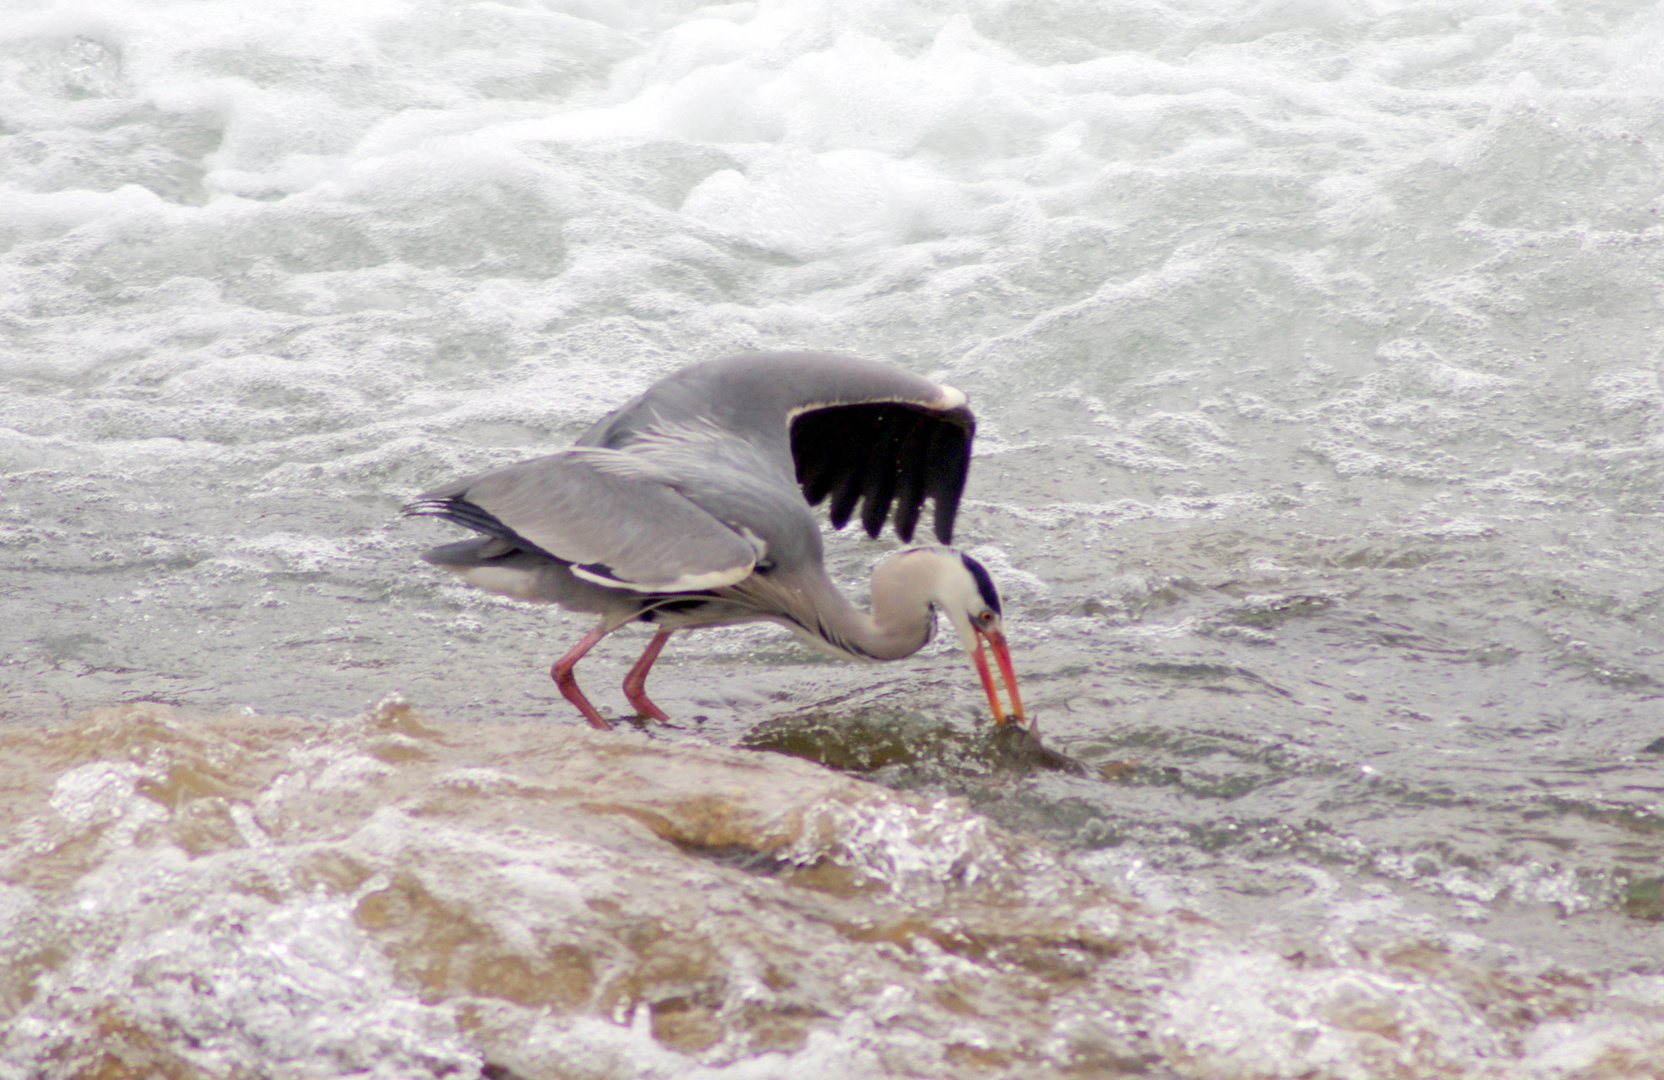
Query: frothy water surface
3 0 1663 1074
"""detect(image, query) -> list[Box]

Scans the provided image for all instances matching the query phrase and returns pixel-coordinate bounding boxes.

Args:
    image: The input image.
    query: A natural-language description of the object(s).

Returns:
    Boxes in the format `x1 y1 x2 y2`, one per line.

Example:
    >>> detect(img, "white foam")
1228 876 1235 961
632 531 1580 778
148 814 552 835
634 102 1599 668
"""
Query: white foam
6 1 1664 1071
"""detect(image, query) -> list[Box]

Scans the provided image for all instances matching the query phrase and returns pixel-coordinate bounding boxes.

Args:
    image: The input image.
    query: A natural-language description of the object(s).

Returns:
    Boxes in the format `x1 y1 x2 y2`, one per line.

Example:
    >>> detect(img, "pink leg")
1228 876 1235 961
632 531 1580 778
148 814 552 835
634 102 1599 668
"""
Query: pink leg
622 629 674 722
551 624 613 730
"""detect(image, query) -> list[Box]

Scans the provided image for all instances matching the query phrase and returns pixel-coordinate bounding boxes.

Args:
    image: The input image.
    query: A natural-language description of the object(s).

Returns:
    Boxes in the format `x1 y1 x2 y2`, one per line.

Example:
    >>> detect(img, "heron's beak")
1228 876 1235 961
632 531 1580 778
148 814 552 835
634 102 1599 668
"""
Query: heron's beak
970 624 1027 727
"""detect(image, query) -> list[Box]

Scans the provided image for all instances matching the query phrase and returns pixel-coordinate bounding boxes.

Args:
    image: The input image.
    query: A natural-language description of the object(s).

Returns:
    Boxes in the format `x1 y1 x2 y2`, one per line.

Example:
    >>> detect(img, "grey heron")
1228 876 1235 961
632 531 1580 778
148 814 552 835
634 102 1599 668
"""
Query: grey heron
404 351 1027 734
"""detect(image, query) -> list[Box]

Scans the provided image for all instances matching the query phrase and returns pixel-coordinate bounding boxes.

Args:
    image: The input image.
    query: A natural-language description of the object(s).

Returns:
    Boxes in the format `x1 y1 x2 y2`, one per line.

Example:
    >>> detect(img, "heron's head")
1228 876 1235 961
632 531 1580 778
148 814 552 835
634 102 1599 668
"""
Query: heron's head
891 548 1026 726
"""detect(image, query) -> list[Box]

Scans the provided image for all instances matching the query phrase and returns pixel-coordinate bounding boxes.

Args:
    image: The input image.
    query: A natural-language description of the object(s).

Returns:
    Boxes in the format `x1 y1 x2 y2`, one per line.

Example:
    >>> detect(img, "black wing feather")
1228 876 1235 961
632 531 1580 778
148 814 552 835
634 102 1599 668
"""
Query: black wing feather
403 496 557 560
826 443 869 530
926 422 972 543
859 416 905 537
790 401 975 544
889 415 935 542
799 446 843 504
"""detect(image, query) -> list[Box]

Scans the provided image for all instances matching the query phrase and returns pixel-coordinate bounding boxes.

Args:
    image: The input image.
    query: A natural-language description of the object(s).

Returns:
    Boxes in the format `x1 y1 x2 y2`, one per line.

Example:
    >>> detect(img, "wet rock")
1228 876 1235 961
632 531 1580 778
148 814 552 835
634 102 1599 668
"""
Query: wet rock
1 701 1659 1080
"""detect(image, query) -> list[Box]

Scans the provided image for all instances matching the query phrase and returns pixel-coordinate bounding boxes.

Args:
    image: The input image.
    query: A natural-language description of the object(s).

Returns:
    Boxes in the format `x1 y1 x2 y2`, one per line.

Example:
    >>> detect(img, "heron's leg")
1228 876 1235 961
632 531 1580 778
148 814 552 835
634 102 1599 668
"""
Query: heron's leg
622 628 674 722
551 624 613 731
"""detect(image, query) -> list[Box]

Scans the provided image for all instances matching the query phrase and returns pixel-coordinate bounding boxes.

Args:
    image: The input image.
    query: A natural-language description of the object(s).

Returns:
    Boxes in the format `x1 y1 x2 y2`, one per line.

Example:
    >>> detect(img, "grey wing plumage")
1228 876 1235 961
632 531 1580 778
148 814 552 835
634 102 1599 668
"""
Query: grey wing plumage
580 351 977 544
403 448 757 592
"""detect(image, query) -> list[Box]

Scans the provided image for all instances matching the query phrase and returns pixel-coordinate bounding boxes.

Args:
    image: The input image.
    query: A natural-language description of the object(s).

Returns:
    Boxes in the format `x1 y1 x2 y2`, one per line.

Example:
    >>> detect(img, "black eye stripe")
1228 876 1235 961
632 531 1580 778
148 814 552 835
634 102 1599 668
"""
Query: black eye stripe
959 553 1003 616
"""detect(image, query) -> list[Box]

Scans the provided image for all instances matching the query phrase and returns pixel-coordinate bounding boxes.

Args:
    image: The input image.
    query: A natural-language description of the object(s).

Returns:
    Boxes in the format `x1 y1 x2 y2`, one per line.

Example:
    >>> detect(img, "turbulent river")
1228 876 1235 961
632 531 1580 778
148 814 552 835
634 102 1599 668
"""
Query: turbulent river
2 0 1662 1076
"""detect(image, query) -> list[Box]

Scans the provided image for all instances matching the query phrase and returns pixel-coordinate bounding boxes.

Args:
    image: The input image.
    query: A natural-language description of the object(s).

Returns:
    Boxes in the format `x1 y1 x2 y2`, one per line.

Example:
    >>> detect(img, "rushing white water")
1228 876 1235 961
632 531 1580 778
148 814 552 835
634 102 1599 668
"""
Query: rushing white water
3 0 1663 1076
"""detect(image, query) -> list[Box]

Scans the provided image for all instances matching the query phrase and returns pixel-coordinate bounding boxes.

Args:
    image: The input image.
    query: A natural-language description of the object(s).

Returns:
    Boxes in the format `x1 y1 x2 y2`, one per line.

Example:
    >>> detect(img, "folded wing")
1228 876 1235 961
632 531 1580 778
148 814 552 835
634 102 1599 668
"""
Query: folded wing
403 448 757 593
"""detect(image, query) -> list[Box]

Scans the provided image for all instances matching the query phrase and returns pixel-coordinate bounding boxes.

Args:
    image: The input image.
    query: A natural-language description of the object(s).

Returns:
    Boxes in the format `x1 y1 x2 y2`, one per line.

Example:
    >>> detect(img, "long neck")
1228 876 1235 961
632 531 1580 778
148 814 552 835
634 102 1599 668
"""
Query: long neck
778 555 940 661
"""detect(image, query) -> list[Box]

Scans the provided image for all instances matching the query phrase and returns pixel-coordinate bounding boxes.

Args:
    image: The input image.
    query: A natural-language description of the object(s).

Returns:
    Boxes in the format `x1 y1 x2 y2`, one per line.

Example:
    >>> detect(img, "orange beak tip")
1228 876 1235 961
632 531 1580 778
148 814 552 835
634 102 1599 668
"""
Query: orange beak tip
974 625 1027 729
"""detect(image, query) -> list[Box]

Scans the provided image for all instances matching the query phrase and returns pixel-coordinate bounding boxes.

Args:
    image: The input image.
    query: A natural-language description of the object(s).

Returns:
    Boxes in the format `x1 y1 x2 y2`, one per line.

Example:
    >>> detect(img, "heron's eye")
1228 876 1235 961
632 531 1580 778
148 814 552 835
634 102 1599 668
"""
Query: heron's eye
977 610 995 625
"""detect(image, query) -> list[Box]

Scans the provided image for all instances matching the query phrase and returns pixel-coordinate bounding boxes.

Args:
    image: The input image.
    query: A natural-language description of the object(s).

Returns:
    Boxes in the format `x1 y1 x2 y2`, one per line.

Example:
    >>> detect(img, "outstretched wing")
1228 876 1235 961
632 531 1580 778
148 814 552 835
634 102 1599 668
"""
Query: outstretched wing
579 352 977 544
790 401 973 544
403 448 757 593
